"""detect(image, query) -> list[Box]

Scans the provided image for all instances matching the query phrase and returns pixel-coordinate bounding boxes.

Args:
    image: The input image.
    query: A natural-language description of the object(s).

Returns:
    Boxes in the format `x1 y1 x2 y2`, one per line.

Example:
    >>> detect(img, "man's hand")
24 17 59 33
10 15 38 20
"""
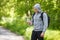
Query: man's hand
40 32 44 37
27 21 32 25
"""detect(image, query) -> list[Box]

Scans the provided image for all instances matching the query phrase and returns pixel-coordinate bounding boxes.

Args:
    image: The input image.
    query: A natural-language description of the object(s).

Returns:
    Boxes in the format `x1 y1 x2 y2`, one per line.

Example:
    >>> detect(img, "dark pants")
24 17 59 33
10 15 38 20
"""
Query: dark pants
31 30 44 40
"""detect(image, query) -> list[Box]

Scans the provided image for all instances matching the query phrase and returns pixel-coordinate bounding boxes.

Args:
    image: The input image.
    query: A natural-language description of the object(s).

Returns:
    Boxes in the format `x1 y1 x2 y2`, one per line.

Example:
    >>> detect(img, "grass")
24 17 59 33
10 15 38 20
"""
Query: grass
24 27 60 40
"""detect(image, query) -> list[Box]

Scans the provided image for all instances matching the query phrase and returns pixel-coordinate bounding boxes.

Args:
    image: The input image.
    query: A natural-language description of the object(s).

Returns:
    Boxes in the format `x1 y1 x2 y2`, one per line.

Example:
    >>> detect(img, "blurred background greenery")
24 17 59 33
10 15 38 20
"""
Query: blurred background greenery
0 0 60 40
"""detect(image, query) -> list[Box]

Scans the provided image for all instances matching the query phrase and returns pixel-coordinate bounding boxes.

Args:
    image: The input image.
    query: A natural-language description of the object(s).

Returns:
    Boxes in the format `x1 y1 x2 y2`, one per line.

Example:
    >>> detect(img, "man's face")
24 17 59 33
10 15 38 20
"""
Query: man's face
33 8 38 13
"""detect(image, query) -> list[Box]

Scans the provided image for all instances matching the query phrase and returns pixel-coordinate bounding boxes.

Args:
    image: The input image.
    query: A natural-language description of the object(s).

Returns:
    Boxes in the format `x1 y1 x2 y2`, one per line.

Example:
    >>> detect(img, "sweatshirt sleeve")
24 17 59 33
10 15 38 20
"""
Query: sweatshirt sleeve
42 13 48 33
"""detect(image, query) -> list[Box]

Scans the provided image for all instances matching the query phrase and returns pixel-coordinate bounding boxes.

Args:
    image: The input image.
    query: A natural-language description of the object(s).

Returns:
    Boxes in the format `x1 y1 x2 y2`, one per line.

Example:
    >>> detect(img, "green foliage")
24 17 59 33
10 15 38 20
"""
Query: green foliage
0 0 60 40
2 16 29 35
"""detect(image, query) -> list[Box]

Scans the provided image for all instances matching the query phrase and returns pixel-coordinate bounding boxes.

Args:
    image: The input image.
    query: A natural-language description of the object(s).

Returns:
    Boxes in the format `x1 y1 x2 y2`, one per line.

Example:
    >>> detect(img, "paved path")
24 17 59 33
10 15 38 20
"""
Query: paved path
0 26 24 40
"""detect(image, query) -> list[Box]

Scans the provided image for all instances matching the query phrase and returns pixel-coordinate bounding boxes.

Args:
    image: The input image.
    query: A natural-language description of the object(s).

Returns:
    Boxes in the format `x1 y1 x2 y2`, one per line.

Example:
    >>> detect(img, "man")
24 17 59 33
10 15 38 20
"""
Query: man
28 3 48 40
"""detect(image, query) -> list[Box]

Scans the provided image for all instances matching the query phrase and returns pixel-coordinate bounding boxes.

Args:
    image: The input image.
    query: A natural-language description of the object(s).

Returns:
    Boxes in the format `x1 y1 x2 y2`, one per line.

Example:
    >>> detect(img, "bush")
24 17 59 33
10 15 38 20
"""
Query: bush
2 16 29 35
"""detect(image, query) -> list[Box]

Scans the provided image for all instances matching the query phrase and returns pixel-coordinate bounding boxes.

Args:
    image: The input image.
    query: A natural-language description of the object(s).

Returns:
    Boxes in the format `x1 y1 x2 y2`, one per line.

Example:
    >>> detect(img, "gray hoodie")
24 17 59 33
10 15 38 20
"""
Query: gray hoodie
32 4 48 33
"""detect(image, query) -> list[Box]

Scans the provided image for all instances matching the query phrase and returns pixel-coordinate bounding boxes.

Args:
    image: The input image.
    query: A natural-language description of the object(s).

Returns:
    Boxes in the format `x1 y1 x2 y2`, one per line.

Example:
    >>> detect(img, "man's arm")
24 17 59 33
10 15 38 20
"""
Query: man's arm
40 13 48 37
42 13 48 33
27 17 34 25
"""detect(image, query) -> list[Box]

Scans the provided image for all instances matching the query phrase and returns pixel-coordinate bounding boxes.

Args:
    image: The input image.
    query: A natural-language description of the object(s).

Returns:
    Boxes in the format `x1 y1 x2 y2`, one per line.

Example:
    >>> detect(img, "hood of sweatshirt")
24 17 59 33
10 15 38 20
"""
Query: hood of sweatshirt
33 3 42 13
